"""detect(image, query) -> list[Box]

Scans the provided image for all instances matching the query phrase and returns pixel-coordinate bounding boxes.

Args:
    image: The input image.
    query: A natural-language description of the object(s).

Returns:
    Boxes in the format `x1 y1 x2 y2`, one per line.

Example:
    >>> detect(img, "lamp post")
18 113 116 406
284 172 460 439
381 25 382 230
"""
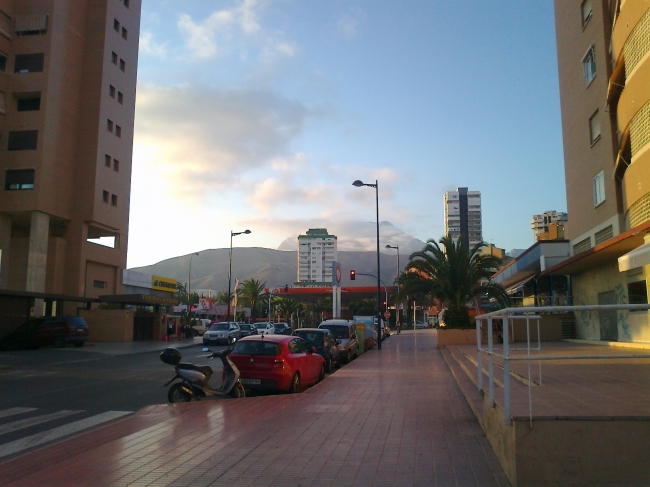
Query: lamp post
385 244 400 325
227 229 251 322
267 285 282 323
352 179 382 350
188 252 199 302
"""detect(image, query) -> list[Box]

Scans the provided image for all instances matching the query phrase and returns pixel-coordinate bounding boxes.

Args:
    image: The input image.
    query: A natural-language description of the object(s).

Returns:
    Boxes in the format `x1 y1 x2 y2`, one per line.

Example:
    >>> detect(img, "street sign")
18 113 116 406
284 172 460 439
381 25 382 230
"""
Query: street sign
384 311 391 320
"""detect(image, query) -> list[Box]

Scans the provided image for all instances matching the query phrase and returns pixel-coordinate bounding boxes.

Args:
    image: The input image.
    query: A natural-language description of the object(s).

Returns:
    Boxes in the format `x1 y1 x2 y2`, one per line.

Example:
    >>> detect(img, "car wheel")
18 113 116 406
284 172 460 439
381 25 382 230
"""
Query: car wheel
73 342 84 348
325 357 332 374
289 373 300 393
193 329 198 338
54 337 66 348
318 364 325 382
168 383 193 403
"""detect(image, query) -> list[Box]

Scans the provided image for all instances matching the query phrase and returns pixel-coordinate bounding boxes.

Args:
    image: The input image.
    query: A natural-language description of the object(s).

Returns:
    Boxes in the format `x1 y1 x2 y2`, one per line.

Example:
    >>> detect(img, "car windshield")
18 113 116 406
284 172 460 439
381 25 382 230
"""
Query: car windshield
68 316 88 327
240 325 252 331
209 323 229 331
320 325 349 339
294 331 323 345
254 323 268 330
233 340 281 356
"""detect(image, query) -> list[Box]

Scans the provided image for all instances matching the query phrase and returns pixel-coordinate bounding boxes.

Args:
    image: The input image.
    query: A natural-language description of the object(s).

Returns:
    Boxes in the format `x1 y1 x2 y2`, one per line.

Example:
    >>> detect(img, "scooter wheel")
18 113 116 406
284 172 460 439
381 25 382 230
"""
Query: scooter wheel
229 382 245 398
168 383 193 403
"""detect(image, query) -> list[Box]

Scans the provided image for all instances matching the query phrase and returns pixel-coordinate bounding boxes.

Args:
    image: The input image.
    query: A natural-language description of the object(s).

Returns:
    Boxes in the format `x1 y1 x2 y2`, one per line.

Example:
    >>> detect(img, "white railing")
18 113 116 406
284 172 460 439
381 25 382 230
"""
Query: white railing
475 304 650 427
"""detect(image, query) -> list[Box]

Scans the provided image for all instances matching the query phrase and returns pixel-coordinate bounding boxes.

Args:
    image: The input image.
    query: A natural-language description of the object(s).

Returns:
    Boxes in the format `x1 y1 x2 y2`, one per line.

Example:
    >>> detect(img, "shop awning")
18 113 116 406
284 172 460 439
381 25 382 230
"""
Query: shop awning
618 236 650 272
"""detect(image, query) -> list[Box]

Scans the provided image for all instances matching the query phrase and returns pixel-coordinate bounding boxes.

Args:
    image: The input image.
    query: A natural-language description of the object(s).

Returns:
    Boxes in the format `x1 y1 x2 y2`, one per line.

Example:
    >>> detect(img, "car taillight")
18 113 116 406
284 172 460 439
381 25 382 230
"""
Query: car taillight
273 358 285 368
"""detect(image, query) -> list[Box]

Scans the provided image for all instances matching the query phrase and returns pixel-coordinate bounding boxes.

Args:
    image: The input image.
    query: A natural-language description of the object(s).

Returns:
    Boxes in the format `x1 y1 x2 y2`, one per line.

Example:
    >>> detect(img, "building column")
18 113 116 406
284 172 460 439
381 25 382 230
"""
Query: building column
26 212 49 316
0 213 11 289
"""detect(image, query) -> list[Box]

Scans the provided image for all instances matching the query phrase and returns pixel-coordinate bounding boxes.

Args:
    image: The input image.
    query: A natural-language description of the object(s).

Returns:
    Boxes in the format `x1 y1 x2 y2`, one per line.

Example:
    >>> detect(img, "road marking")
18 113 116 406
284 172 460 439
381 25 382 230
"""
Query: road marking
0 407 38 419
0 410 83 435
0 410 132 459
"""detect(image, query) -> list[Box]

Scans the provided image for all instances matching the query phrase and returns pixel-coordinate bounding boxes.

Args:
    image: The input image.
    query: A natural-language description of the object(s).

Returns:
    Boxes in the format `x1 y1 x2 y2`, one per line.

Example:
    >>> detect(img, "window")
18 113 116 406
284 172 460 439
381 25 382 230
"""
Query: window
105 154 111 167
113 19 120 32
5 169 34 190
593 171 605 206
0 91 4 113
589 110 601 144
17 95 41 111
111 52 117 64
93 280 107 289
119 59 125 71
581 0 592 28
0 52 6 72
582 46 596 86
14 53 44 73
111 194 117 206
107 119 114 132
8 130 38 150
109 85 115 98
113 159 120 172
117 91 123 104
15 14 47 35
122 27 127 40
102 190 109 203
115 125 121 138
628 281 648 305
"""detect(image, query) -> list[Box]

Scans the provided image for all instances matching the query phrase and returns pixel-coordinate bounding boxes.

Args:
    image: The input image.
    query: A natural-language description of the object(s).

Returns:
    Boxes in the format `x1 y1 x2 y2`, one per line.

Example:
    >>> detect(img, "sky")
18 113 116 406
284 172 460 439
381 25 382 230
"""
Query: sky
127 0 566 268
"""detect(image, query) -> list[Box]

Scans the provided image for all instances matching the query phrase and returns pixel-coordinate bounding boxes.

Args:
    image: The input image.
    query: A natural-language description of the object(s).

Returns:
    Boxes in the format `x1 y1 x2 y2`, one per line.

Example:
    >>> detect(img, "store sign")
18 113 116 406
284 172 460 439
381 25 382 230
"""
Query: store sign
152 275 178 293
332 261 342 287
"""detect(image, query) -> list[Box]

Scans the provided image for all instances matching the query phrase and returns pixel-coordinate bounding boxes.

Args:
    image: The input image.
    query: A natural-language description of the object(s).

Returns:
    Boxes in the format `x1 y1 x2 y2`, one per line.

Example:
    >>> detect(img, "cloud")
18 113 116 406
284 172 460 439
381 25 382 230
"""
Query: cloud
337 7 367 38
139 31 168 58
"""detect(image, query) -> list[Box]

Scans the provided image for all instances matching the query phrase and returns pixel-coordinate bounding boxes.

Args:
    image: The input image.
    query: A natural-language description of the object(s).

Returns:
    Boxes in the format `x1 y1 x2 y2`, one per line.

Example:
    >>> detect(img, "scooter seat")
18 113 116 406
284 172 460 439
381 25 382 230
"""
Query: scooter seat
177 363 213 377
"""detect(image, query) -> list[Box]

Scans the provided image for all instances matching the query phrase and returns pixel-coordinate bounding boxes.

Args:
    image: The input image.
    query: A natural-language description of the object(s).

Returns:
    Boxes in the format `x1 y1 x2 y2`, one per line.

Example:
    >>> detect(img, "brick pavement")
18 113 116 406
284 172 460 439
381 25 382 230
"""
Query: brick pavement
0 330 510 487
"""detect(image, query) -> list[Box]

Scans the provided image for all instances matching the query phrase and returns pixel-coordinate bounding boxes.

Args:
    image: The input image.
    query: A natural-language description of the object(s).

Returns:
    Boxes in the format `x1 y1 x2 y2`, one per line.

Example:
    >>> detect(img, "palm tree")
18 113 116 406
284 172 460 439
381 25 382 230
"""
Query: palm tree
276 297 302 328
399 235 507 328
214 291 230 305
239 279 267 321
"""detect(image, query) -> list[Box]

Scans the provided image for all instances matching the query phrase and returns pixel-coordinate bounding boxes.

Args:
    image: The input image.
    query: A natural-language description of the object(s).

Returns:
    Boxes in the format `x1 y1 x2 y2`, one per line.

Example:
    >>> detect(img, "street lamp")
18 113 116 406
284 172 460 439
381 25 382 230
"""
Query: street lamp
385 244 400 325
227 229 251 322
188 252 199 301
352 179 382 350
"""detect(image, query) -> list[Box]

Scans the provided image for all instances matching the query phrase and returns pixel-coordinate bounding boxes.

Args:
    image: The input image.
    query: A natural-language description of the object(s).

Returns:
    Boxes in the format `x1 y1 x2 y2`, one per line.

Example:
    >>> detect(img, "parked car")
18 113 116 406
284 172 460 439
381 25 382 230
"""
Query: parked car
0 315 89 350
239 324 258 337
229 335 325 393
273 322 291 335
190 318 212 337
254 322 275 335
292 328 341 373
318 320 359 363
203 322 242 345
415 320 427 329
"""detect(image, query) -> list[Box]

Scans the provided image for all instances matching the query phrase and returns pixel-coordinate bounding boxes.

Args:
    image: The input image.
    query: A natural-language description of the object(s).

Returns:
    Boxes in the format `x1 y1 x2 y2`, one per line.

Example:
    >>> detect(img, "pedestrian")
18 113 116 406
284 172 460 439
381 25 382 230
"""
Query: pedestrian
167 321 174 340
180 323 186 339
396 321 401 334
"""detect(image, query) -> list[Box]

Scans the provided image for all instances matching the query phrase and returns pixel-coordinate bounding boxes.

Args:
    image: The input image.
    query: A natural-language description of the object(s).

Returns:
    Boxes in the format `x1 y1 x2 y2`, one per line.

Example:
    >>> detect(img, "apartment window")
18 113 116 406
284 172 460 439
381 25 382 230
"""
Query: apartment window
17 95 41 111
582 46 596 86
15 14 48 35
628 281 648 305
111 194 117 206
593 171 605 206
14 53 44 73
122 27 128 40
117 91 123 104
113 19 120 32
111 52 118 64
5 169 34 190
581 0 592 28
109 85 115 98
0 52 6 72
102 190 109 203
589 110 601 144
8 130 38 150
115 125 122 138
113 159 120 172
105 154 111 167
107 119 114 132
119 59 125 71
93 280 107 289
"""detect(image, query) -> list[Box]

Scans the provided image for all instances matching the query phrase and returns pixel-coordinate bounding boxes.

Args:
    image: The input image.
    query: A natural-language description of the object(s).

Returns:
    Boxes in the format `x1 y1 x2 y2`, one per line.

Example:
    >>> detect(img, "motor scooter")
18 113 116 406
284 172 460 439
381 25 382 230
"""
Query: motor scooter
160 347 245 403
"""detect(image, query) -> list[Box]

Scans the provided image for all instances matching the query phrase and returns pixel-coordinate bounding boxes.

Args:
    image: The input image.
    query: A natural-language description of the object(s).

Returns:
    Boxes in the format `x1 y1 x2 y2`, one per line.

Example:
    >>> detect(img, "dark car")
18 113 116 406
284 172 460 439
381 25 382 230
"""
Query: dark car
273 322 291 335
1 315 89 350
202 322 242 345
229 335 325 393
239 324 258 337
292 328 341 373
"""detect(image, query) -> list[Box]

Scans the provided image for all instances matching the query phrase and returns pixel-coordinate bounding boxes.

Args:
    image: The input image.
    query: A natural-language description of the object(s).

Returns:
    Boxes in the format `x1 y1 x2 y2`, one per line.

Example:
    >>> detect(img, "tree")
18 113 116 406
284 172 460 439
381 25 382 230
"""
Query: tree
347 299 376 316
399 235 507 328
276 297 303 328
239 279 267 321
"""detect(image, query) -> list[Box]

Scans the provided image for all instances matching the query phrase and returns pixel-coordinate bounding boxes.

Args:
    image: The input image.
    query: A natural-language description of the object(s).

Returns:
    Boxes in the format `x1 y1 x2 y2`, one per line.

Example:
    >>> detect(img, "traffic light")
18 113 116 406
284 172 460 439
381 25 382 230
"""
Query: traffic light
350 270 356 280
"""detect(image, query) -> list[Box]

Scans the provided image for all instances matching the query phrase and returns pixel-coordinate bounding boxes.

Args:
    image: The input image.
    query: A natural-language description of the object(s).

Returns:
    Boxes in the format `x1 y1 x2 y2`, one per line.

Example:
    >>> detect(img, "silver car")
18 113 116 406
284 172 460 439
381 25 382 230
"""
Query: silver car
318 320 359 363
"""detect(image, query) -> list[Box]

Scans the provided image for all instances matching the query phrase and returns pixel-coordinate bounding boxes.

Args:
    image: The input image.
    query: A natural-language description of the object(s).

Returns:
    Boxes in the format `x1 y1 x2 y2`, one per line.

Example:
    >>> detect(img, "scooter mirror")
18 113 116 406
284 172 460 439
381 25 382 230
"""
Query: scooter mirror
202 347 209 352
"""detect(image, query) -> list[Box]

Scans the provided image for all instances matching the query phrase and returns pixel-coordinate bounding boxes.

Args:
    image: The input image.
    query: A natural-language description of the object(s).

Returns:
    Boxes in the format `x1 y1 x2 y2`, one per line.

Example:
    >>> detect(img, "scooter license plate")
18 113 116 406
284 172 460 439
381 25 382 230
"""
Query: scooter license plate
241 378 261 385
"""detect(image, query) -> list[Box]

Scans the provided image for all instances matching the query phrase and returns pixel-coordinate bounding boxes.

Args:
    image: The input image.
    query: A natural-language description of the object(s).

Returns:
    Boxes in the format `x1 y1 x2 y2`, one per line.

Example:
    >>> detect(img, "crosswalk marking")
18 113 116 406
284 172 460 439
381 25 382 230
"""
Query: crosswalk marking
0 410 83 435
0 409 132 459
0 407 38 419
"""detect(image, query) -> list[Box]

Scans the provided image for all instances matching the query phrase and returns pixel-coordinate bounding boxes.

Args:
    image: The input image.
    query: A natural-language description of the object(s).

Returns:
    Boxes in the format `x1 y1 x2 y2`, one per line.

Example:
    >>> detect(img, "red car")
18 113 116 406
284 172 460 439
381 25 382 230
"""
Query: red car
229 335 325 393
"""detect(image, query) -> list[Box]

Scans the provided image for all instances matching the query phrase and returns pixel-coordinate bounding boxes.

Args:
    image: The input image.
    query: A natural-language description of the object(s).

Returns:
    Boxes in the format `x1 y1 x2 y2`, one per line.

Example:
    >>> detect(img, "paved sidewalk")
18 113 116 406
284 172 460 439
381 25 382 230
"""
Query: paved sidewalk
0 330 509 487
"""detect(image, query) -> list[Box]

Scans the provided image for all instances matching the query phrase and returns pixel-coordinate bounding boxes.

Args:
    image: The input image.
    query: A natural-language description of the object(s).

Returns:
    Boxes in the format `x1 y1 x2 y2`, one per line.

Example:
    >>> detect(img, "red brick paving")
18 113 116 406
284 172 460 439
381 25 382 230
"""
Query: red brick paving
0 330 509 487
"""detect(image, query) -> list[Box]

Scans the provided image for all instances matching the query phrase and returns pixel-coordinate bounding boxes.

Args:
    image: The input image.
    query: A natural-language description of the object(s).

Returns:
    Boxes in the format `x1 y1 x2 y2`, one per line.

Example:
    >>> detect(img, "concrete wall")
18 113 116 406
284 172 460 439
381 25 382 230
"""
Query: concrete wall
79 308 132 342
512 315 563 342
437 328 476 348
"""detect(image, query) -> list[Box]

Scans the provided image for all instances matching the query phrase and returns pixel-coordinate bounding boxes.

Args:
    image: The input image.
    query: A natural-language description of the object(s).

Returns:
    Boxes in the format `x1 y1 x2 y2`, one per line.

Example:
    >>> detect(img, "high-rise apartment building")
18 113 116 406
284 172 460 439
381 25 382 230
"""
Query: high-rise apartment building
443 188 482 248
548 1 650 342
296 229 337 285
0 0 141 314
531 210 568 242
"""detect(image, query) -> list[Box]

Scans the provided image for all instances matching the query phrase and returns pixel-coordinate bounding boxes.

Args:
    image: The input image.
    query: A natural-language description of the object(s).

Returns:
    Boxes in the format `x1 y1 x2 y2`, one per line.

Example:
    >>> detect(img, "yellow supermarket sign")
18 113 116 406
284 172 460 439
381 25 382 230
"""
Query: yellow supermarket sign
152 275 178 293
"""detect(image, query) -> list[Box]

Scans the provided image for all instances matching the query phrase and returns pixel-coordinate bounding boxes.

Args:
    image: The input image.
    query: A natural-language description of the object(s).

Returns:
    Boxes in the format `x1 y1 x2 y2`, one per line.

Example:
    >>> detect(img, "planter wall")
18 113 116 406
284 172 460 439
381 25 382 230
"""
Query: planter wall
437 328 477 348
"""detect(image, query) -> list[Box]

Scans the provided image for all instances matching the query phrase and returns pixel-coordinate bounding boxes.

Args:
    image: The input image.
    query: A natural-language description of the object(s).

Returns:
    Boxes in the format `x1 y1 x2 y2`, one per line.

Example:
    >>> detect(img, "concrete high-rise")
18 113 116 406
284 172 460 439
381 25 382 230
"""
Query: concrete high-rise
444 188 482 248
296 229 337 285
0 0 141 314
531 210 568 242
